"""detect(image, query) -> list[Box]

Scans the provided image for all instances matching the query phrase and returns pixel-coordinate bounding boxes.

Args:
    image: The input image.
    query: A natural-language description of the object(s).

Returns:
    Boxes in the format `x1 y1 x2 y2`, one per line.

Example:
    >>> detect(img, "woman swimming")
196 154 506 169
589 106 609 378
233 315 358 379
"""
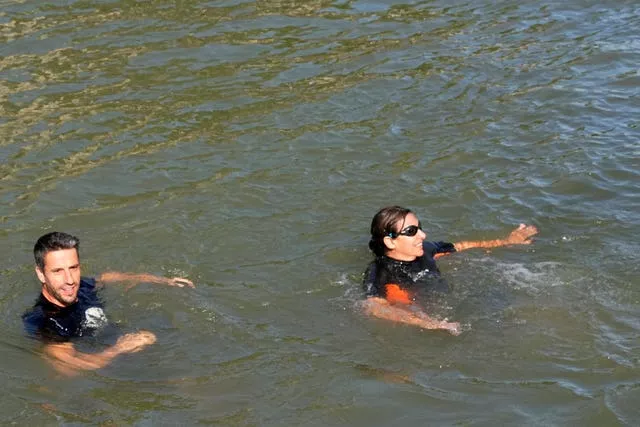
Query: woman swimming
363 206 538 335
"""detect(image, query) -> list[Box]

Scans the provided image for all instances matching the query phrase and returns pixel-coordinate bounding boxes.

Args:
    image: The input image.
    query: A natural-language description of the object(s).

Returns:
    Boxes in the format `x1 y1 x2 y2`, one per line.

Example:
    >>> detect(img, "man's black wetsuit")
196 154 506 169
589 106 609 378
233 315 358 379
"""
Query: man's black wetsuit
22 277 107 342
363 241 456 299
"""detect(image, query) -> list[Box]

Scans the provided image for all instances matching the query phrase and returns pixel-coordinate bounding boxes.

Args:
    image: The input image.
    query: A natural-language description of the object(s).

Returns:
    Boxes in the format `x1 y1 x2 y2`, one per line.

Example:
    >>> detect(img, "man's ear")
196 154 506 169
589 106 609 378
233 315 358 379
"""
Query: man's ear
35 266 46 284
383 236 396 251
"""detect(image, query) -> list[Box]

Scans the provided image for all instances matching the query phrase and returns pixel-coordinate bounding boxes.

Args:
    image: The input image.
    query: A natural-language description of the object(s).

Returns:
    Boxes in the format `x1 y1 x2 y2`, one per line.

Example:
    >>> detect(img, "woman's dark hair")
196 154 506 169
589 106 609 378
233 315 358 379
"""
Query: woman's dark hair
34 232 80 270
368 206 412 257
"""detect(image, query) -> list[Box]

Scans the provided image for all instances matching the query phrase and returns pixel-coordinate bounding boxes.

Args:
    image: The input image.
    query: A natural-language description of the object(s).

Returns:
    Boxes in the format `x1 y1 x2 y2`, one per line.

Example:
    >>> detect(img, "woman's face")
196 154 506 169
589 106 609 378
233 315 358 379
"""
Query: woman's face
384 213 427 261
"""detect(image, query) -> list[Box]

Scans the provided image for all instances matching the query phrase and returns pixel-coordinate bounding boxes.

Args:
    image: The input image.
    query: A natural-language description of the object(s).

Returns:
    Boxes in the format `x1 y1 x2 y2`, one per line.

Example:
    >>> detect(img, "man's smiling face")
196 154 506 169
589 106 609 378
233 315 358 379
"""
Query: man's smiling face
36 248 81 307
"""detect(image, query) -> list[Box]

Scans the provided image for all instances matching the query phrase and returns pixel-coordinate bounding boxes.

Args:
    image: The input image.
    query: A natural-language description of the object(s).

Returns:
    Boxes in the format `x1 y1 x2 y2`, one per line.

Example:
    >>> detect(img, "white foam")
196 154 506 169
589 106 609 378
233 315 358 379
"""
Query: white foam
482 259 567 292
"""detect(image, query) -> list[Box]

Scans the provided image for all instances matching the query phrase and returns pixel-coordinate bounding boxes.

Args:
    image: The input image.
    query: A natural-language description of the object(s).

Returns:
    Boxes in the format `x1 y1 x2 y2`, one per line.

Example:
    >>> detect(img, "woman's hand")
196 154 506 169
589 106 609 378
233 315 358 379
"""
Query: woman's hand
166 277 195 288
505 223 538 245
440 320 462 336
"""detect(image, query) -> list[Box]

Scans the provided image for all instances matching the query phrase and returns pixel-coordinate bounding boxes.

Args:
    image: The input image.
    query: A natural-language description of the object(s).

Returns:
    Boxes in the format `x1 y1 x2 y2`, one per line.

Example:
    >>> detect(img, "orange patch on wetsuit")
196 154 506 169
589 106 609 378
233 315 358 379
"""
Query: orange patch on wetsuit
385 284 412 304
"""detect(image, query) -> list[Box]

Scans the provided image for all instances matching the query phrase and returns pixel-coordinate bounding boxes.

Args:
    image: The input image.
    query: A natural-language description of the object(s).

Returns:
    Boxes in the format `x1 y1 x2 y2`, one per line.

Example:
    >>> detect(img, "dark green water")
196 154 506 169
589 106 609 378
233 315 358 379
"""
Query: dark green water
1 0 639 425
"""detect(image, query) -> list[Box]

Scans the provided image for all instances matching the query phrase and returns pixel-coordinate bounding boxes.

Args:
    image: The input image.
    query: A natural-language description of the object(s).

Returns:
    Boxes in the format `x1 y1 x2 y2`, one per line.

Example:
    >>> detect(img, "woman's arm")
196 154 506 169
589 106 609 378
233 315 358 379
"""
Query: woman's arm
453 223 538 252
362 297 461 335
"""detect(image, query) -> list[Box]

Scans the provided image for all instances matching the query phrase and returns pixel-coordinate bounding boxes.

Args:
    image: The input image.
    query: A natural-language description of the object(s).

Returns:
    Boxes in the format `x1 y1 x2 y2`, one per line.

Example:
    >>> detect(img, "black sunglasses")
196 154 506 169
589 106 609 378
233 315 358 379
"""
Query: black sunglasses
388 222 422 238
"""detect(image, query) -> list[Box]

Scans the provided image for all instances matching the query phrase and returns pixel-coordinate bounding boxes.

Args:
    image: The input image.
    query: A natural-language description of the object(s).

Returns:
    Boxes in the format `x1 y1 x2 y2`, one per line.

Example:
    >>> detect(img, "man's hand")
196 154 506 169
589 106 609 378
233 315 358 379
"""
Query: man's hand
505 223 538 245
166 277 195 288
114 330 157 354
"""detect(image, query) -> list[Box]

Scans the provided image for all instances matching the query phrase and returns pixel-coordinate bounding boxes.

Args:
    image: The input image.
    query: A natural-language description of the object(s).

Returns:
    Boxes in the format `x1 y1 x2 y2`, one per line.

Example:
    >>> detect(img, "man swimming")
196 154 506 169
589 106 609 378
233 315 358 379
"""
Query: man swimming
23 231 194 376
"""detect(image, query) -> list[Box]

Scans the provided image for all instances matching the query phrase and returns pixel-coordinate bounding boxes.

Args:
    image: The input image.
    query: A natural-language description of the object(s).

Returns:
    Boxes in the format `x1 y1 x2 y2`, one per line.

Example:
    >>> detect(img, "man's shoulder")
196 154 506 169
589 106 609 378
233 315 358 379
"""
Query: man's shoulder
22 302 53 338
80 277 97 289
77 277 100 299
23 291 50 318
22 303 45 325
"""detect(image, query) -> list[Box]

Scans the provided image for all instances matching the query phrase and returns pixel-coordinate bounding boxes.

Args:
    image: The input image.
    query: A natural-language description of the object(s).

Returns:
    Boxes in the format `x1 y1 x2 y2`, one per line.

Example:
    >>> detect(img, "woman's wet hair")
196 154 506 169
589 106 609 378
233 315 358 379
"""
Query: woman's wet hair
34 232 80 270
368 206 412 256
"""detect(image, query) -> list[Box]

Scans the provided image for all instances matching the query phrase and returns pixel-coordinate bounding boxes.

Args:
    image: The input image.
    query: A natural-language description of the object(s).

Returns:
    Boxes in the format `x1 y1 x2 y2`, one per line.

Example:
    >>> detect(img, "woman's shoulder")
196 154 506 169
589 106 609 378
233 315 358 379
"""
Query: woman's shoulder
423 240 456 255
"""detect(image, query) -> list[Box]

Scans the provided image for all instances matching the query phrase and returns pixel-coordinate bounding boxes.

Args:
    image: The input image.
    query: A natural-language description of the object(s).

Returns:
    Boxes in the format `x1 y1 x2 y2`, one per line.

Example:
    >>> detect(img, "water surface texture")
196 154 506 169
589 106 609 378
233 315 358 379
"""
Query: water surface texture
1 0 639 425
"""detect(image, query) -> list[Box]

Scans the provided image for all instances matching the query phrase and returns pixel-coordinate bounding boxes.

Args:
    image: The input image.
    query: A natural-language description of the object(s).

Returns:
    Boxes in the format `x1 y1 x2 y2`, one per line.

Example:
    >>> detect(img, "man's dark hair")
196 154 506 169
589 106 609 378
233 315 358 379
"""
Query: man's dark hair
34 232 80 271
368 206 412 257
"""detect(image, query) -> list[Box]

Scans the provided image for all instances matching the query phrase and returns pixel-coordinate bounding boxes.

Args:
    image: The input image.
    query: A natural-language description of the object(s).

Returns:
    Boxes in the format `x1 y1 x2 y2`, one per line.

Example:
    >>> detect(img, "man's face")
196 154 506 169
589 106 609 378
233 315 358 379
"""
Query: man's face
35 248 81 307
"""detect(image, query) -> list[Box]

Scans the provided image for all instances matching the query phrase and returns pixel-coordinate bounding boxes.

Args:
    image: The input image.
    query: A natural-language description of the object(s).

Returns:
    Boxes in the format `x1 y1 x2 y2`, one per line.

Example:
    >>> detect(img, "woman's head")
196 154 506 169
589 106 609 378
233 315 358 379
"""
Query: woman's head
368 206 426 260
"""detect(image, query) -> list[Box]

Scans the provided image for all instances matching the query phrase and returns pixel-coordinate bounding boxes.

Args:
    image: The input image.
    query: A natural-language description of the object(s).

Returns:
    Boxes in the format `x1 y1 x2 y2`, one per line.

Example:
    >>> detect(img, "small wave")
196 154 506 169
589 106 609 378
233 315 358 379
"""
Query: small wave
485 260 567 293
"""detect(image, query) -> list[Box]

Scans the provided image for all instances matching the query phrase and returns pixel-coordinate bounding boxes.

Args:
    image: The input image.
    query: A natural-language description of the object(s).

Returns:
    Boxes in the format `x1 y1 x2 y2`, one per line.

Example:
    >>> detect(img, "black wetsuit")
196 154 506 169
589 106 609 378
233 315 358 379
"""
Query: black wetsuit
363 241 456 299
22 277 108 342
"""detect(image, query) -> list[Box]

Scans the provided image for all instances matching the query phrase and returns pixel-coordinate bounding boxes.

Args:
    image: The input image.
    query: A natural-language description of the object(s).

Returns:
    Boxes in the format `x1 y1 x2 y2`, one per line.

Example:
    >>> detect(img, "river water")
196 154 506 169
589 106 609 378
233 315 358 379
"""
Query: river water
1 0 639 425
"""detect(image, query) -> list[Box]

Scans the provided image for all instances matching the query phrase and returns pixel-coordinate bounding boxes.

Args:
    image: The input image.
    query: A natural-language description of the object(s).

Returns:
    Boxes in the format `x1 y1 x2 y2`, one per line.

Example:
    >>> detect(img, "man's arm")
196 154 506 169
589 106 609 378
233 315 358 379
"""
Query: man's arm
362 297 461 335
97 272 195 289
43 331 157 376
453 223 538 252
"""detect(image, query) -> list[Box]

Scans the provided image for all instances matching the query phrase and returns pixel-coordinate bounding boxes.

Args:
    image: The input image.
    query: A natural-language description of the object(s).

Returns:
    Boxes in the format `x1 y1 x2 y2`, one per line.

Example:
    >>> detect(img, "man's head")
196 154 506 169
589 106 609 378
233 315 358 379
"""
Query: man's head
34 232 82 307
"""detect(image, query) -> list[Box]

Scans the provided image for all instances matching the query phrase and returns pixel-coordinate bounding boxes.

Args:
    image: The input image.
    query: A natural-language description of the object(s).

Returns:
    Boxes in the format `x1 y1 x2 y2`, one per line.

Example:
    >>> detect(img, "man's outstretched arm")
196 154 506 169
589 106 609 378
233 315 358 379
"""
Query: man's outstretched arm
362 297 461 335
453 223 538 252
43 330 157 376
97 272 195 289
